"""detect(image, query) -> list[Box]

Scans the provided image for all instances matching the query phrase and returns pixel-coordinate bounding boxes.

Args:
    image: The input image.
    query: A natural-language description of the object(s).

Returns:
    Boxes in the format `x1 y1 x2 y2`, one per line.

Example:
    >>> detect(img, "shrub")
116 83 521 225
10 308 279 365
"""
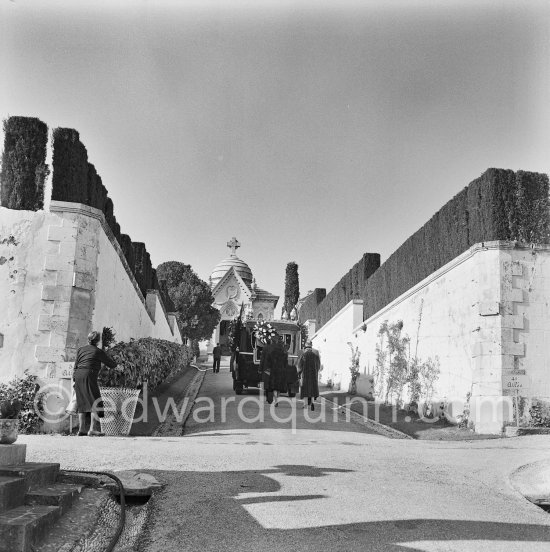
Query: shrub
98 338 190 391
0 373 42 433
0 116 49 211
51 127 88 204
529 400 550 428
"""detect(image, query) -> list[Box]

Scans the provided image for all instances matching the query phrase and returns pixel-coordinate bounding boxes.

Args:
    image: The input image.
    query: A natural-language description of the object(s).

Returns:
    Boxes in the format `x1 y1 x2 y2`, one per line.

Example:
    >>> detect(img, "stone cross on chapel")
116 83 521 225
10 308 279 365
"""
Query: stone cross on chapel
227 237 241 256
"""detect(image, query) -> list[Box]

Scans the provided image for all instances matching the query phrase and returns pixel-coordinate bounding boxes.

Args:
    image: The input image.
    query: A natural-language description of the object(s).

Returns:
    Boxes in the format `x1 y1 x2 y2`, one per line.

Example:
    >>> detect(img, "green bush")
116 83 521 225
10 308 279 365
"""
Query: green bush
0 373 42 433
0 116 49 211
97 338 190 391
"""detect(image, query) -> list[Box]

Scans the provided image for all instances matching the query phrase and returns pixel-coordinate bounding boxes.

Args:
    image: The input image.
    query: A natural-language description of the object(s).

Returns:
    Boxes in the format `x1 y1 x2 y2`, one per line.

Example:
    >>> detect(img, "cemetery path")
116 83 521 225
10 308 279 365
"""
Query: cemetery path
20 364 550 551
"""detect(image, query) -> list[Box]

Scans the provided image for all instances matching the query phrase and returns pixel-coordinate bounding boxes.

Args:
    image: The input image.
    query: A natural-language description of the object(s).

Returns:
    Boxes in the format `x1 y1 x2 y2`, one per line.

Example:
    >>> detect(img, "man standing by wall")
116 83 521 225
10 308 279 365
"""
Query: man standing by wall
212 342 222 373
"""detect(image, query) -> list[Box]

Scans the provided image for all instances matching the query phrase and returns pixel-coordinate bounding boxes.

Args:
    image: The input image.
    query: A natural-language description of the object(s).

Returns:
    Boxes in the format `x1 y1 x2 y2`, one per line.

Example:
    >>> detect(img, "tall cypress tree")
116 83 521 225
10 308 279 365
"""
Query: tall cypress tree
284 262 300 317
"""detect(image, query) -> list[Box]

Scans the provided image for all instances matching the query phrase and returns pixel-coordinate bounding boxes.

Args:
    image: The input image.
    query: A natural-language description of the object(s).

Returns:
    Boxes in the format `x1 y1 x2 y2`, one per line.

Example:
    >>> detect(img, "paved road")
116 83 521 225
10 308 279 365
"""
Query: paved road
183 360 382 436
21 361 550 551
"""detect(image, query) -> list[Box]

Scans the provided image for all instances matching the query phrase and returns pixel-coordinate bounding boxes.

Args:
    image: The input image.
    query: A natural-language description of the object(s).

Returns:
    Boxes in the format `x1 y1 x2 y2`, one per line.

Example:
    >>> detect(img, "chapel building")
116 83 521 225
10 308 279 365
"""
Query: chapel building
208 237 279 353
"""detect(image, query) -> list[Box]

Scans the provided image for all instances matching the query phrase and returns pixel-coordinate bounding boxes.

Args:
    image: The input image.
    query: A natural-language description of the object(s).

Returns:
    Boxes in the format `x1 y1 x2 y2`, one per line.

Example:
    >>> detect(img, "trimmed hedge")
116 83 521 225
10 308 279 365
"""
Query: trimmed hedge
309 168 550 330
297 288 326 323
132 242 153 296
97 338 190 391
0 116 49 210
119 233 135 274
51 128 89 203
363 168 550 320
314 253 380 327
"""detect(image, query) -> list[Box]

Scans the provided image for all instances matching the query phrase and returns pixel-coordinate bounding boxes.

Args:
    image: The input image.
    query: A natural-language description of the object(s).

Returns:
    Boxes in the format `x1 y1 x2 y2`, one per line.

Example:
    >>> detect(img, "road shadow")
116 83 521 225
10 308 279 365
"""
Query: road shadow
137 464 550 552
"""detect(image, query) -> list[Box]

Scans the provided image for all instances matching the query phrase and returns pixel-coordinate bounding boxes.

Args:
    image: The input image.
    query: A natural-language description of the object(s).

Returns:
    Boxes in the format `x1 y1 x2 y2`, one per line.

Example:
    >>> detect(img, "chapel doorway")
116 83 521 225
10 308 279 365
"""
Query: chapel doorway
219 320 230 354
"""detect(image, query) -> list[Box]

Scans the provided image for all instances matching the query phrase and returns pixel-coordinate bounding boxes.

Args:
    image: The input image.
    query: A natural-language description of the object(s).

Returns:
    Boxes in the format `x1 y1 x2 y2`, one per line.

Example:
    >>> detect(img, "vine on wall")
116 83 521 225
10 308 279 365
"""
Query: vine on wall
374 320 440 412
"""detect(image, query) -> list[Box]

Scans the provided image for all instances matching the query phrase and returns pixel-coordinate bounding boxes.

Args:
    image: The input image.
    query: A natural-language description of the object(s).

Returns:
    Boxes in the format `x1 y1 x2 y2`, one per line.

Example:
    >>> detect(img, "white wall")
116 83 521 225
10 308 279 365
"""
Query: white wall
0 207 57 380
311 300 363 392
0 201 181 388
311 242 550 434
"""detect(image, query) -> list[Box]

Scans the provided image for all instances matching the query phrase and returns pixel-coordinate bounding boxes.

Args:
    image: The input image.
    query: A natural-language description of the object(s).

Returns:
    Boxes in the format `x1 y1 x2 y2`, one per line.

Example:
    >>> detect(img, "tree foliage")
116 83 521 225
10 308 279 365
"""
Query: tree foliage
157 261 220 341
284 262 300 316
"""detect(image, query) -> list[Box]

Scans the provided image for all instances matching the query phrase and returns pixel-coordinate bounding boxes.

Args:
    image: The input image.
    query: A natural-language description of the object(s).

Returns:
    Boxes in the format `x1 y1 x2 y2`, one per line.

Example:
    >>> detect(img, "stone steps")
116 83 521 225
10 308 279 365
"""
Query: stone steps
26 482 84 513
0 475 27 513
0 446 87 552
0 463 60 488
0 504 62 552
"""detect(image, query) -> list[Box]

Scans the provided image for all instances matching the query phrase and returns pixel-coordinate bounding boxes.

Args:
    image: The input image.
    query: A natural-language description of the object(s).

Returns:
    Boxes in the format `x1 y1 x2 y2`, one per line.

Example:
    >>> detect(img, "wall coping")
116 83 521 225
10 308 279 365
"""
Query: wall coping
49 201 168 328
351 240 550 335
311 299 363 341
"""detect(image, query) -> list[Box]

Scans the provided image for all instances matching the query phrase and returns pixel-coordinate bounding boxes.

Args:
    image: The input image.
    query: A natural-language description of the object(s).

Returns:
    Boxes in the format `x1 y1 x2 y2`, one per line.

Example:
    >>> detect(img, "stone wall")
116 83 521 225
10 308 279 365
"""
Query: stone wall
311 241 550 434
0 202 182 385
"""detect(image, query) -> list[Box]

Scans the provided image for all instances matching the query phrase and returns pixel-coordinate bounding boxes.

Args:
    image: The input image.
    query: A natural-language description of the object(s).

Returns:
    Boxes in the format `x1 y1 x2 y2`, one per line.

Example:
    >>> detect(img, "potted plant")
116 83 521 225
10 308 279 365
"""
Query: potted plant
0 399 22 444
97 328 142 436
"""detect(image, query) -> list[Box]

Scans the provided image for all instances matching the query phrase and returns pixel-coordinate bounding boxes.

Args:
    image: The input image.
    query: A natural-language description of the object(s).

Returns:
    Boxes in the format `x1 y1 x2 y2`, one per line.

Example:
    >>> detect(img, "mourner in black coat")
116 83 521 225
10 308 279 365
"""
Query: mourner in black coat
298 341 320 410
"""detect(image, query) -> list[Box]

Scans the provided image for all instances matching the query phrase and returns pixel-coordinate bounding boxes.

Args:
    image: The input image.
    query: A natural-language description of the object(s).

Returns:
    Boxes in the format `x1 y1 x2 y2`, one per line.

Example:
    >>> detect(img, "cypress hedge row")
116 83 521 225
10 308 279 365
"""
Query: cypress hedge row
132 242 154 297
51 128 89 203
363 168 549 320
309 168 550 331
315 253 380 328
0 116 49 211
297 288 326 324
1 117 169 311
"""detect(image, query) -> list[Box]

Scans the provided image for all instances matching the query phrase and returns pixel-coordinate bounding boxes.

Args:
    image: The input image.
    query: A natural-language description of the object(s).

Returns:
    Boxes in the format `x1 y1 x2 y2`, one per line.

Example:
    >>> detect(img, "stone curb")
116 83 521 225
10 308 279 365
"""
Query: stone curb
153 366 207 437
320 397 413 440
509 458 550 507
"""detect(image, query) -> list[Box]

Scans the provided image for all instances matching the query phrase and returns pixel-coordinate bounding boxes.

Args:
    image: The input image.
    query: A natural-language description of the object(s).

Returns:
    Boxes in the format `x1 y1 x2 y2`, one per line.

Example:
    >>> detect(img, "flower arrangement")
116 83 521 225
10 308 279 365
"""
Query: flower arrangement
253 320 278 345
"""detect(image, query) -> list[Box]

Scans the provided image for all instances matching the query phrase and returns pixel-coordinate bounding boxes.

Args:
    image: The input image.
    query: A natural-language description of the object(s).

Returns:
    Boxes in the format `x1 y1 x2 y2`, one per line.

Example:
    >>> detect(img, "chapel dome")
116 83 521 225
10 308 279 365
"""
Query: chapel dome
210 237 253 289
210 256 253 288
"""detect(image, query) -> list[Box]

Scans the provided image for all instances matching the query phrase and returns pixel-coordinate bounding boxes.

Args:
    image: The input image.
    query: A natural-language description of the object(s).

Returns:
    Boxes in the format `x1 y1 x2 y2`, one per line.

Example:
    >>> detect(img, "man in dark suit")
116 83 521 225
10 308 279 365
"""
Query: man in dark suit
212 343 222 373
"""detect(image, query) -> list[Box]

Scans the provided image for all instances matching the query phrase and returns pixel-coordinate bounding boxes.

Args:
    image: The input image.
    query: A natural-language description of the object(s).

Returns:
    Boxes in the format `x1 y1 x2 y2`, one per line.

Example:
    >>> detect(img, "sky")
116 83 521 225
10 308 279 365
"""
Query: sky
1 0 549 312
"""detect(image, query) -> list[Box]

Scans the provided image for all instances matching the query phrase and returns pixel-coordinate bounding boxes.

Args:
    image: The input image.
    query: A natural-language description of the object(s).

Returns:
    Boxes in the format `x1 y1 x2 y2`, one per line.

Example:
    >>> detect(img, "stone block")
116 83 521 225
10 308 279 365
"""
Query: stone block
73 259 96 275
52 302 71 317
503 314 524 329
511 262 523 276
42 270 58 287
73 271 96 291
41 285 72 302
40 301 54 316
58 241 77 258
47 226 77 242
75 245 97 263
35 346 66 363
70 289 93 320
45 241 60 255
48 332 68 349
503 288 524 303
44 254 75 272
37 315 52 331
501 355 516 371
54 270 75 287
0 444 26 466
503 341 525 356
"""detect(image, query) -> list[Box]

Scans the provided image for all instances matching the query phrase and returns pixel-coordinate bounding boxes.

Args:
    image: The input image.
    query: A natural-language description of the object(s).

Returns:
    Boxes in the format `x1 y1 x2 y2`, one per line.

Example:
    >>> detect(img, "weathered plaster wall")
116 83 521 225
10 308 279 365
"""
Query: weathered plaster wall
0 207 58 380
310 300 363 392
312 242 550 434
0 202 181 387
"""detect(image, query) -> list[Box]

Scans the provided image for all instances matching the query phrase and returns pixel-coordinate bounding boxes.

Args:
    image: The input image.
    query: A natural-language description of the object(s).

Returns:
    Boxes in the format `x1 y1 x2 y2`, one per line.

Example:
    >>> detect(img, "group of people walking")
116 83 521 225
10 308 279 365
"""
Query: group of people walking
259 337 320 409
